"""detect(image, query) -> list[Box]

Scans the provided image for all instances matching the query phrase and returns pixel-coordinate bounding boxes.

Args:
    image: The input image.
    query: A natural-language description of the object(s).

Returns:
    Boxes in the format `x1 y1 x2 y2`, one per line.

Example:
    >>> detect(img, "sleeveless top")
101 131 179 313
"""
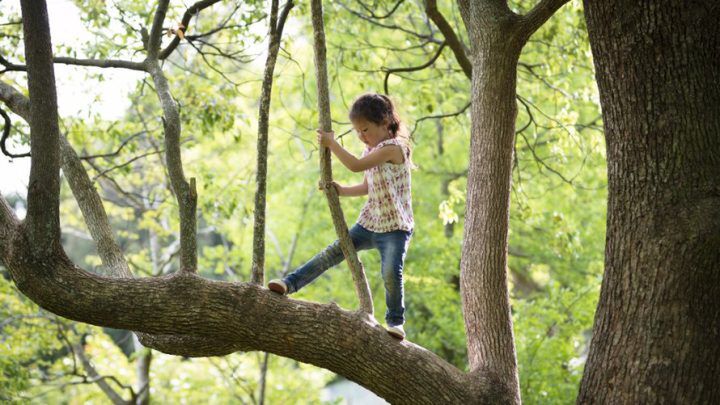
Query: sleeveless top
357 137 414 233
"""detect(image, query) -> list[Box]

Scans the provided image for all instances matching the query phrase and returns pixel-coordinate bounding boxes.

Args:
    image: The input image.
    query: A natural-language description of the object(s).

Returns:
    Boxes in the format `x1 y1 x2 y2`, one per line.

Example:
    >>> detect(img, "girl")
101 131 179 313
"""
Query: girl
268 93 414 340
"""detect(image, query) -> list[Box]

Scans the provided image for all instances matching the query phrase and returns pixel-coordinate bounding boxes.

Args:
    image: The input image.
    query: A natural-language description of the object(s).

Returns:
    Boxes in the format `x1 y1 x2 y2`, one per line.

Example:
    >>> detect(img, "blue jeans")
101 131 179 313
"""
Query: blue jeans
283 223 413 327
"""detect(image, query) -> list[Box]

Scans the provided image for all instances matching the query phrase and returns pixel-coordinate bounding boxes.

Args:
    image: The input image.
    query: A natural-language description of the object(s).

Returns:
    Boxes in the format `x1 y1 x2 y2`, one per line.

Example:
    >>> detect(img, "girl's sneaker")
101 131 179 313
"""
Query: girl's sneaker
268 279 288 295
386 324 405 340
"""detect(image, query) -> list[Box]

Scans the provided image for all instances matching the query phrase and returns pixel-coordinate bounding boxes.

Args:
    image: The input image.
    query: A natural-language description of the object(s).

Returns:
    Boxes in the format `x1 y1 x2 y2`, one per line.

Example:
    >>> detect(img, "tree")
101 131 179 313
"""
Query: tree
0 0 580 403
578 0 720 402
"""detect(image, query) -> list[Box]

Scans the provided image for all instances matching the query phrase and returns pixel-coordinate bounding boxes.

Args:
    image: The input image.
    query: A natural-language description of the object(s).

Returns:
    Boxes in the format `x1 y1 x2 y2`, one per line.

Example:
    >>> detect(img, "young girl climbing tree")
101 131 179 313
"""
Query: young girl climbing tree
268 93 415 340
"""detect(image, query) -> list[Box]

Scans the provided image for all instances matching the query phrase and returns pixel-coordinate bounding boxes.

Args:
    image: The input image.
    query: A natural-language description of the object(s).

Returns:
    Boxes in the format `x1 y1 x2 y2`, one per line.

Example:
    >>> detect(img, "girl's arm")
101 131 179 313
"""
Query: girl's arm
319 178 368 197
318 130 402 172
340 175 368 197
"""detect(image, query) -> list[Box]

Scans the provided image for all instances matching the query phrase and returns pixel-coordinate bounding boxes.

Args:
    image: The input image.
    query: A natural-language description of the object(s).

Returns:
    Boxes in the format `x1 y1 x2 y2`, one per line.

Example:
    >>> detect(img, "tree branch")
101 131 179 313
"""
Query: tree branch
1 55 147 72
0 107 31 158
158 0 224 60
424 0 471 79
20 0 62 256
0 81 31 118
147 62 197 273
517 0 571 41
73 340 130 405
311 0 374 315
383 41 446 94
251 0 295 285
147 0 171 60
53 57 147 71
0 233 489 403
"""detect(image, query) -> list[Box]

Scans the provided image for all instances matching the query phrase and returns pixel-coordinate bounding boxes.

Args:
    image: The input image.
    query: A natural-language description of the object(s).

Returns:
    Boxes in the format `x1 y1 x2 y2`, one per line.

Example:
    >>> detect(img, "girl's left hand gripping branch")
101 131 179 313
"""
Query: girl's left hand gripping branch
317 129 335 148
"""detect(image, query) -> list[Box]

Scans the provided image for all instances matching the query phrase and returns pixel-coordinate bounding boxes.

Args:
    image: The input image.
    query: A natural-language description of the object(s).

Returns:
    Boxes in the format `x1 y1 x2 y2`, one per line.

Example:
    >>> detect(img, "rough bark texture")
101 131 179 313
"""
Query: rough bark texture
251 0 295 285
20 0 61 256
456 1 568 402
578 1 720 403
146 0 198 273
310 0 373 315
1 229 490 403
147 62 197 273
459 21 523 405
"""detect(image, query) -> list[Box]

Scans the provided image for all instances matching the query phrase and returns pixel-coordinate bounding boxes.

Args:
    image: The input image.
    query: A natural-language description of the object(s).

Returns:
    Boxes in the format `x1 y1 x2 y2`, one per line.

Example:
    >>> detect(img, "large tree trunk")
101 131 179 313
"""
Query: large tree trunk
579 1 720 402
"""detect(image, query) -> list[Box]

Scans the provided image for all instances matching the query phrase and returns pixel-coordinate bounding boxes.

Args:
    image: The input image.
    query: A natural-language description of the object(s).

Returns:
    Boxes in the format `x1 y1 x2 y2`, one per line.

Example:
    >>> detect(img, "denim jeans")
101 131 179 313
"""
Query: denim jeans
283 223 413 327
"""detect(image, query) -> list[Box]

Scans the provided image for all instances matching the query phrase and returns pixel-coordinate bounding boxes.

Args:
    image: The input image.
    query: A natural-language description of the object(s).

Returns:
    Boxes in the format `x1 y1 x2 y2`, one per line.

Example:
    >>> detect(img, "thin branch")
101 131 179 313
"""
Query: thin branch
53 57 147 71
383 41 446 94
147 63 197 272
517 0 571 41
78 130 147 160
312 0 374 314
91 148 166 181
410 102 470 137
147 0 171 60
73 340 131 405
338 0 442 44
0 107 31 158
356 0 405 19
158 0 224 60
0 55 27 73
424 0 471 79
1 55 147 72
251 0 295 285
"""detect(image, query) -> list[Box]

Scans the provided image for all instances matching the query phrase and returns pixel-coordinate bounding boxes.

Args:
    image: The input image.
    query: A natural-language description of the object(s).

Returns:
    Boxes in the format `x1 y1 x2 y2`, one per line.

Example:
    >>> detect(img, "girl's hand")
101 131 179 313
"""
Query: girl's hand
316 129 335 147
318 180 343 195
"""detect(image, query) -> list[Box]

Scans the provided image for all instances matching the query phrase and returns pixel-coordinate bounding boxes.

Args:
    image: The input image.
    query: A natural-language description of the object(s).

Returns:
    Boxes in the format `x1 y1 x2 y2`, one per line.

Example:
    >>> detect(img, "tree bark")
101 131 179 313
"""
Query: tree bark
456 1 568 402
460 45 522 402
578 1 720 403
310 0 374 315
252 0 295 285
20 0 61 257
1 233 485 403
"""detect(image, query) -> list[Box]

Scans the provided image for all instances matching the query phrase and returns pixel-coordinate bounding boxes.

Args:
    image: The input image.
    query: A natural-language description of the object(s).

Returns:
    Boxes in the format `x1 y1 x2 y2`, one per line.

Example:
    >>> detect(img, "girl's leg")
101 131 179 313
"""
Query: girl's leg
284 223 373 294
376 229 412 327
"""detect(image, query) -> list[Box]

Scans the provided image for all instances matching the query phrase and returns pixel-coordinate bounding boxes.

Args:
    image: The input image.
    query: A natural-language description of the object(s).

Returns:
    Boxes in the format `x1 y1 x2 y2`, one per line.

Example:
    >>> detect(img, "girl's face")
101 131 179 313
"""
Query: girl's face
351 117 390 148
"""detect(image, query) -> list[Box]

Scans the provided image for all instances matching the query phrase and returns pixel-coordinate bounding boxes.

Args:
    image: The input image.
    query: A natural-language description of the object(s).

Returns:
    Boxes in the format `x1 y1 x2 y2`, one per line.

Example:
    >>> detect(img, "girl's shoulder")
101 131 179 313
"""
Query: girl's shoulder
376 137 402 148
376 137 410 160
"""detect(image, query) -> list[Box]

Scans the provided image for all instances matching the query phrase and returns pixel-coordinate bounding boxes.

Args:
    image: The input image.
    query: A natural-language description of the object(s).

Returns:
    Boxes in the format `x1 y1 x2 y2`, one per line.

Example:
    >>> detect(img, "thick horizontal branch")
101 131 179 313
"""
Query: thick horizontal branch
0 220 489 403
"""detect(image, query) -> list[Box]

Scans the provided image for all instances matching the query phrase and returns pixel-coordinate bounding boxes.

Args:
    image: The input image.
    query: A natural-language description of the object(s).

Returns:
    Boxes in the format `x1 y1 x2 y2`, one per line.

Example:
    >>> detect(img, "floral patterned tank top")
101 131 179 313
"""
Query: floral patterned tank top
357 137 414 233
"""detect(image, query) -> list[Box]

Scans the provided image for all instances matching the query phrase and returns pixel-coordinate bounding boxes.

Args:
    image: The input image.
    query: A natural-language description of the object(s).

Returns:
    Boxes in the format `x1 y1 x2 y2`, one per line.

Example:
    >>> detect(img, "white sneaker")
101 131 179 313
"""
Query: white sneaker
386 324 405 340
268 279 288 295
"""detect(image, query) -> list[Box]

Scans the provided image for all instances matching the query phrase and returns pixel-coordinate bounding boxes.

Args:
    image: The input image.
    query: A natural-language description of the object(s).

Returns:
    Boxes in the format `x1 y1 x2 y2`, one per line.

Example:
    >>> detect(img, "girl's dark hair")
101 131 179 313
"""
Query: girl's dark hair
349 93 415 167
